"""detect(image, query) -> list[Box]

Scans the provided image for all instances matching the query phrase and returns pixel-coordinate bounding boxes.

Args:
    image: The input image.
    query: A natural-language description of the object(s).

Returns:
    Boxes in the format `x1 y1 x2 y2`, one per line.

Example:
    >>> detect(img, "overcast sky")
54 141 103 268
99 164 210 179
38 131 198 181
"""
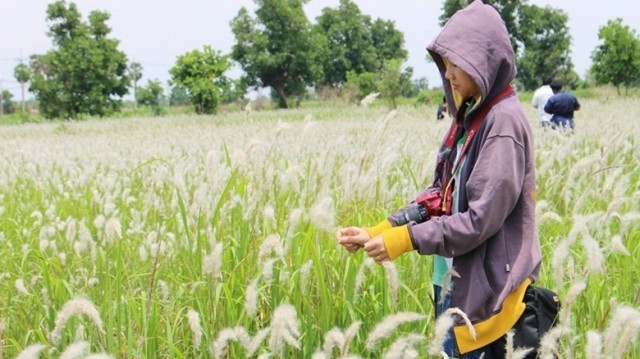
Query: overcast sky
1 0 639 100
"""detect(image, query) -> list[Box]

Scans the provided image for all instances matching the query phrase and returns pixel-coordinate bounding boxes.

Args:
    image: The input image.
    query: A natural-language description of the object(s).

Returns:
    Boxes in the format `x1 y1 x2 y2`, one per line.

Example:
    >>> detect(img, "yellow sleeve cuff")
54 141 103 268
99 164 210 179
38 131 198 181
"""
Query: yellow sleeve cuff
381 225 414 260
364 219 393 238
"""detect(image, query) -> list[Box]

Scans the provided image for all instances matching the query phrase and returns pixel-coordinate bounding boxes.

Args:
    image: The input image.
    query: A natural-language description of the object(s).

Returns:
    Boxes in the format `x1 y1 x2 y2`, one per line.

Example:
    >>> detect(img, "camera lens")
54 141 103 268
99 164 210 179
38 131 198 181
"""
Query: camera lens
398 205 429 225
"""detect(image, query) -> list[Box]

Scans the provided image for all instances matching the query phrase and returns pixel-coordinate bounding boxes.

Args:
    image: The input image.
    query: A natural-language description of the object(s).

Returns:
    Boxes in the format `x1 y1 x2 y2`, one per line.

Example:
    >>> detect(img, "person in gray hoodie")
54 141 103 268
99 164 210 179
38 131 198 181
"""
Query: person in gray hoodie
336 1 541 357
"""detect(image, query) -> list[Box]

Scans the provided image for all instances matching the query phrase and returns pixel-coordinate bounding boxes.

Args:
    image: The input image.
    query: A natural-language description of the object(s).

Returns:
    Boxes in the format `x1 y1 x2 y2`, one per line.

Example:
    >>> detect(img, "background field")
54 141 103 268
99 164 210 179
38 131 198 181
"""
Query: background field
0 97 638 358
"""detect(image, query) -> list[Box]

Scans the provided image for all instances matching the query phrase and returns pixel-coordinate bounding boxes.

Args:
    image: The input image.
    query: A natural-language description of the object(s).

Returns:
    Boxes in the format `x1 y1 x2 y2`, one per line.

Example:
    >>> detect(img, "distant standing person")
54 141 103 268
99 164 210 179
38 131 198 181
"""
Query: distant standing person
544 80 580 130
436 96 449 120
531 77 554 128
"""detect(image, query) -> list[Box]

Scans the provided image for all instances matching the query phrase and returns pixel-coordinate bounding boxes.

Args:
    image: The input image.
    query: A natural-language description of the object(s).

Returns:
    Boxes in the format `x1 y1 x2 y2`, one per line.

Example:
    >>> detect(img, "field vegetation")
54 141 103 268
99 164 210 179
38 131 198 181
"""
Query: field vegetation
0 95 638 358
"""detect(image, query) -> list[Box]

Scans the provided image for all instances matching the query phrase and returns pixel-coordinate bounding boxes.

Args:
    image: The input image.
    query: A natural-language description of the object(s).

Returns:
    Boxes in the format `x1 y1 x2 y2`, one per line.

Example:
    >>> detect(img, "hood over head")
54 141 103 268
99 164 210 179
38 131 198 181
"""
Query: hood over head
426 0 516 122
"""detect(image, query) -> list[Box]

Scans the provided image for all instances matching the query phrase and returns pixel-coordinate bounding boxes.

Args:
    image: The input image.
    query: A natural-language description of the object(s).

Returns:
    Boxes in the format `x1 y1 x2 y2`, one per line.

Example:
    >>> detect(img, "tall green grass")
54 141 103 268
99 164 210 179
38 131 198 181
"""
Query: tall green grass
0 98 638 358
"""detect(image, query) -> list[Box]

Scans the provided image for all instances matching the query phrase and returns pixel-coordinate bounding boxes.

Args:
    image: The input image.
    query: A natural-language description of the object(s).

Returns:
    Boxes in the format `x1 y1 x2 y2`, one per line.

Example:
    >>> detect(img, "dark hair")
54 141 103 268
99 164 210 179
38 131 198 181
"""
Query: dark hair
542 76 553 86
442 96 447 103
550 81 562 90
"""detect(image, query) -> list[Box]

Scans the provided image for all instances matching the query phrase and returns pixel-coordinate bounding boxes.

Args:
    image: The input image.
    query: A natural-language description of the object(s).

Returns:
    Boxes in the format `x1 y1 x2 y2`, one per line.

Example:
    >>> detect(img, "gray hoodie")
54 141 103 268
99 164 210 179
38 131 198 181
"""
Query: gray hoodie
404 0 541 351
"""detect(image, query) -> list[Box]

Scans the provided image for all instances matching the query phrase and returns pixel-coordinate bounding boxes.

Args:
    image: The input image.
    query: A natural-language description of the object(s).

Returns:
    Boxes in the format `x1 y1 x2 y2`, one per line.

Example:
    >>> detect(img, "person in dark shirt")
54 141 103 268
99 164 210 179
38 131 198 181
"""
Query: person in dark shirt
544 81 580 130
436 96 449 120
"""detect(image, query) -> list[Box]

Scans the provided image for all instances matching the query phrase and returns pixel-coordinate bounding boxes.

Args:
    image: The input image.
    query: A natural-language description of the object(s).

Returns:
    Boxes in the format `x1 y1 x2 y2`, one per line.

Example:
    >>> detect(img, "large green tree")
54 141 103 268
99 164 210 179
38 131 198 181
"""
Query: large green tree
1 90 15 115
439 0 521 54
517 4 577 90
377 59 409 109
590 19 640 96
169 46 231 114
28 0 129 119
438 0 576 91
314 0 407 88
231 0 323 108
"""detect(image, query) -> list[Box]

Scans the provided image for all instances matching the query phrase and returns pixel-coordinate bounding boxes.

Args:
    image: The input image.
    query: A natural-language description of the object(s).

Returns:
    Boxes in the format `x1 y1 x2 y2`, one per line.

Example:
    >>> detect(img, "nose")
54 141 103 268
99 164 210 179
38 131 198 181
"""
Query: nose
444 66 453 80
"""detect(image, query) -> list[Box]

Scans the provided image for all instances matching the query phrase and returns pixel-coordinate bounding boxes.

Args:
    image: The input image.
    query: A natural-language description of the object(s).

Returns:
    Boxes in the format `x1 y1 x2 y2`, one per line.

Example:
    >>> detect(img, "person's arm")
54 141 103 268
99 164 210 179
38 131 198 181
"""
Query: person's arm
543 97 555 114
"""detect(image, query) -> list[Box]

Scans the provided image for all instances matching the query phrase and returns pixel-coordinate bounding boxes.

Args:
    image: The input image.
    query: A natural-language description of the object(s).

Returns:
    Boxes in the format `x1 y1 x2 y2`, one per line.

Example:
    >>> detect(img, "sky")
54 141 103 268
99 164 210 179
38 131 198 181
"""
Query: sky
1 0 639 100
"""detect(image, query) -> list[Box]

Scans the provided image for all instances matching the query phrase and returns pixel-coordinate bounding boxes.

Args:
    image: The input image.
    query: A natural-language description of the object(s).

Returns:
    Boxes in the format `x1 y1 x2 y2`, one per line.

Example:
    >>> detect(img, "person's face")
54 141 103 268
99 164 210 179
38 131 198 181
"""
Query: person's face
444 59 481 99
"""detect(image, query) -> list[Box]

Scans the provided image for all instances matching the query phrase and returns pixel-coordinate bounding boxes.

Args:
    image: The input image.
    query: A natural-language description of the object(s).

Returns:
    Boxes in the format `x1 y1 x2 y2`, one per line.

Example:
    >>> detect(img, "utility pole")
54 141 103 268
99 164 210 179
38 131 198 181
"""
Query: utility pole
20 54 25 112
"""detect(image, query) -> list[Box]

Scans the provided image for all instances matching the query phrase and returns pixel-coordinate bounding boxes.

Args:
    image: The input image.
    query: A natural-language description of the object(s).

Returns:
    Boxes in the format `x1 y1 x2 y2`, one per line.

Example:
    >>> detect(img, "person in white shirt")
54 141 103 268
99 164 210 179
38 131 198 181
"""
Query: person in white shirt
531 77 554 128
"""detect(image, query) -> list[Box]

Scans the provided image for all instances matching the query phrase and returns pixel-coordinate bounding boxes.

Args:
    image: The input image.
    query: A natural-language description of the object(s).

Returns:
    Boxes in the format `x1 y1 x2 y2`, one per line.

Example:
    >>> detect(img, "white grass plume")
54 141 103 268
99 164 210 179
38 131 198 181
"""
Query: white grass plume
607 235 630 256
104 217 121 242
354 258 376 301
559 281 586 325
603 304 640 358
84 353 116 359
187 309 203 349
316 321 361 358
85 354 115 359
366 312 427 351
245 278 259 318
157 280 170 302
585 330 603 359
300 260 313 294
440 268 460 304
15 279 29 296
551 238 572 287
212 326 270 359
269 304 301 355
262 258 280 282
59 340 90 359
360 92 380 107
539 324 570 359
259 234 284 263
428 307 474 355
50 297 104 345
309 195 336 232
504 330 534 359
15 344 46 359
382 261 399 308
581 235 605 275
382 333 424 359
202 242 223 280
538 211 562 225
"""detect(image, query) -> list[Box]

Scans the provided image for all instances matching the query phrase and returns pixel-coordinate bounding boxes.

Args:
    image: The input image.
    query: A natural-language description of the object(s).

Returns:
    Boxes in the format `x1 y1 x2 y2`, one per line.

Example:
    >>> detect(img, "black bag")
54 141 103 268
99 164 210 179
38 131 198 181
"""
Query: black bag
491 285 561 358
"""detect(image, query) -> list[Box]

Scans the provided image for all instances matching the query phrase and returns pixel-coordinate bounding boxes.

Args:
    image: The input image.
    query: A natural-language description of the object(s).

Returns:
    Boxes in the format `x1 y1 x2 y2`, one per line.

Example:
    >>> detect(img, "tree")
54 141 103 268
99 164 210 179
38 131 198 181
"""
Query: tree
438 0 576 90
136 79 164 116
314 0 407 88
28 0 130 119
1 90 15 115
439 0 521 54
517 4 576 90
14 62 31 112
377 59 412 109
591 18 640 96
129 62 143 108
169 46 231 114
169 85 190 107
231 0 323 108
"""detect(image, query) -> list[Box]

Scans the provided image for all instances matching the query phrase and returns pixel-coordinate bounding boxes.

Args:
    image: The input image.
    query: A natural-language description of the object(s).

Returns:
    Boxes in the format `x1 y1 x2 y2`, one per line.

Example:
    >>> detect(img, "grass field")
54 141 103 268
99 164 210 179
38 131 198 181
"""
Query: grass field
0 96 638 358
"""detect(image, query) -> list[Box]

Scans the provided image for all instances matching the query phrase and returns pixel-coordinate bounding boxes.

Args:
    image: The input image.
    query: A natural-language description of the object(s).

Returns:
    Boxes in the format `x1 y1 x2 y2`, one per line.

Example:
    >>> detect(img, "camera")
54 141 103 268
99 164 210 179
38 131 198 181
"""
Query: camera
396 187 446 225
397 204 429 225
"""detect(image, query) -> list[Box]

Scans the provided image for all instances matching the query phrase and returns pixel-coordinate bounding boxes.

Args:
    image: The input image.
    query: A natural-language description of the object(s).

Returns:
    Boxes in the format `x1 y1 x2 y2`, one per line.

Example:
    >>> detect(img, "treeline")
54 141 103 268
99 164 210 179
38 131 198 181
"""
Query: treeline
2 0 640 120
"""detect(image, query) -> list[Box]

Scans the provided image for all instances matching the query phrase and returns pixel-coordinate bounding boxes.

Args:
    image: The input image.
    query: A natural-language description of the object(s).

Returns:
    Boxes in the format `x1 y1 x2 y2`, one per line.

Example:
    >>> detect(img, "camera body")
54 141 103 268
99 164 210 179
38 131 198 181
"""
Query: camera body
396 187 446 225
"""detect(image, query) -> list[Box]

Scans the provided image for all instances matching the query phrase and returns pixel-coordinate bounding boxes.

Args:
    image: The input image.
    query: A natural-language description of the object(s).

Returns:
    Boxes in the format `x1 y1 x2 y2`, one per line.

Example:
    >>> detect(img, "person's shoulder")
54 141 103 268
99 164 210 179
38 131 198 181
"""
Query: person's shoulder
486 98 529 130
